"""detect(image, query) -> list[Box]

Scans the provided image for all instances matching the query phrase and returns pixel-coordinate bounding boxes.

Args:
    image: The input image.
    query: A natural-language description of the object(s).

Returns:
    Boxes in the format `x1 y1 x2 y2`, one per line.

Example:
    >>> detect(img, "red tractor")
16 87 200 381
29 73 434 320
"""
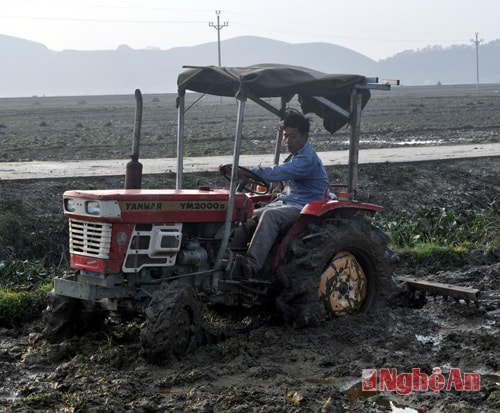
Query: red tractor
43 65 396 363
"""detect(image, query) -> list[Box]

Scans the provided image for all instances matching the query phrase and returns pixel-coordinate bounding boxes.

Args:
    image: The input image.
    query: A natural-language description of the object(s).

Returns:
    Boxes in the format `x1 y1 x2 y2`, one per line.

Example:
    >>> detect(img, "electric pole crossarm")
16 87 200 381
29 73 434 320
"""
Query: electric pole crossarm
209 10 229 67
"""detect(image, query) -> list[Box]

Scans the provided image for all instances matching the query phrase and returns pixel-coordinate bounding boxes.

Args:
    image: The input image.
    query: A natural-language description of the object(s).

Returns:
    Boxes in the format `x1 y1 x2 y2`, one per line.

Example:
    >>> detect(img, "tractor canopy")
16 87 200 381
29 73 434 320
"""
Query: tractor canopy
175 64 395 268
177 64 371 134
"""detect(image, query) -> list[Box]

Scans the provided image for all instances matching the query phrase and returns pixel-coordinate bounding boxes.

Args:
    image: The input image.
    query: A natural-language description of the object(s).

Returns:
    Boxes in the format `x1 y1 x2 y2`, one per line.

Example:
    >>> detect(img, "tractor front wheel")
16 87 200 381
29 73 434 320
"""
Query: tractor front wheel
42 292 106 342
140 281 203 364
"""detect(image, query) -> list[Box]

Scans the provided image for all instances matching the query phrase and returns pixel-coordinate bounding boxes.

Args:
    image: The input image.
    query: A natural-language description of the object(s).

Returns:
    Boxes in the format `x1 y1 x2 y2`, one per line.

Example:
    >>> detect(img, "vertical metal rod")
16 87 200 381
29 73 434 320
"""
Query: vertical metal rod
273 97 287 166
347 90 362 200
217 13 222 67
209 11 228 104
176 94 185 189
209 10 228 67
131 89 142 158
124 89 143 189
470 32 483 89
475 37 480 89
215 96 246 268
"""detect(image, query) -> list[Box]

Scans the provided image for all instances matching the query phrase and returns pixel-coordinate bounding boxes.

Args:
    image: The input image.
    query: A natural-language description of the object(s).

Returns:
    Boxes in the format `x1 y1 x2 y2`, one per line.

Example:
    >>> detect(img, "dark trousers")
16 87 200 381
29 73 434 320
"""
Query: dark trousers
245 206 300 273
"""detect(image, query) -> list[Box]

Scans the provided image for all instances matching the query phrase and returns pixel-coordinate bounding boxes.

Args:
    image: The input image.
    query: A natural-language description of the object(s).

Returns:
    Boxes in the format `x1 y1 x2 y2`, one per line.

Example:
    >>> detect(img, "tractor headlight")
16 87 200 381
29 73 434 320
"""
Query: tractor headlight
64 198 76 212
86 201 101 215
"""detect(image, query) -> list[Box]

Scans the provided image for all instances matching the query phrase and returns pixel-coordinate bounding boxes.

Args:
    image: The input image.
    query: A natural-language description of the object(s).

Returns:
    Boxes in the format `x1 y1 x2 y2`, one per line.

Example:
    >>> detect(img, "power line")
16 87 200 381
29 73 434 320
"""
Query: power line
0 14 205 24
209 10 228 67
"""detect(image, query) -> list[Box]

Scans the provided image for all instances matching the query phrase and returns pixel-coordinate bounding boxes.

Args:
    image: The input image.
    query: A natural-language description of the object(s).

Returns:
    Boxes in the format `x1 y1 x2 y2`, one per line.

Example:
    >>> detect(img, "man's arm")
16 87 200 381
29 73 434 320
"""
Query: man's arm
252 154 314 182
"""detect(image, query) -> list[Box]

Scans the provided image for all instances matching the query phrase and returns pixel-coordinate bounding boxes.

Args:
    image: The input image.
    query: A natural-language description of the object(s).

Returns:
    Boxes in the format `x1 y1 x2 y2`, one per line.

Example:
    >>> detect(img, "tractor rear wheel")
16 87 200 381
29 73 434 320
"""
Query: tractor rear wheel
140 281 203 364
275 215 391 326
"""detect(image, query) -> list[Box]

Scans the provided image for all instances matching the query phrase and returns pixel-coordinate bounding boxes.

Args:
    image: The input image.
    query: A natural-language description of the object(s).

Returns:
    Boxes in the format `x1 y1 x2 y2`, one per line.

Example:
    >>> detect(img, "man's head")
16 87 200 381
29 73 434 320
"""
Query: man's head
281 111 310 154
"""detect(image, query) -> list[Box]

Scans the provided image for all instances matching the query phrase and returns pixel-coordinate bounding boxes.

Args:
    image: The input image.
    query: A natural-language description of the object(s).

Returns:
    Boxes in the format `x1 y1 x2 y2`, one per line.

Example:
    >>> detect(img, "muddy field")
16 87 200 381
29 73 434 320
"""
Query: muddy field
0 85 499 412
1 84 499 163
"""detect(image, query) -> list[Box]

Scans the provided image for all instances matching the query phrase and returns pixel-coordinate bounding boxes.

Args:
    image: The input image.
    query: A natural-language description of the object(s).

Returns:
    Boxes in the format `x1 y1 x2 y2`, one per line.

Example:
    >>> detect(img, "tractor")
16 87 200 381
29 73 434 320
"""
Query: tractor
43 64 399 363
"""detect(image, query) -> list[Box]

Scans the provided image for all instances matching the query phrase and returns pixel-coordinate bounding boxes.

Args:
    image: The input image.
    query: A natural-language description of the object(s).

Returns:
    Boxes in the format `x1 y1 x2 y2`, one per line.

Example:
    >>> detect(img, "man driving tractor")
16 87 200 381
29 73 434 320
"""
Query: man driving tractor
231 110 329 279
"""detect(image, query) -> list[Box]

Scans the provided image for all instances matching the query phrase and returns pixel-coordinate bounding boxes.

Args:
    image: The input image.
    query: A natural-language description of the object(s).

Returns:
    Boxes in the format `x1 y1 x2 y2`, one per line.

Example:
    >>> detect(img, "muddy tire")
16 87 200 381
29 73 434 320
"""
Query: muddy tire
140 281 203 365
276 215 392 326
42 292 106 342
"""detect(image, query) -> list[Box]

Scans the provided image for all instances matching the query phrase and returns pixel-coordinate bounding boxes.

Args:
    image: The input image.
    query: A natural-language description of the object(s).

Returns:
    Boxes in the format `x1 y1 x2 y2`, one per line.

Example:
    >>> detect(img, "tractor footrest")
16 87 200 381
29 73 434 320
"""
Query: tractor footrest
394 275 480 306
220 279 272 286
218 279 272 294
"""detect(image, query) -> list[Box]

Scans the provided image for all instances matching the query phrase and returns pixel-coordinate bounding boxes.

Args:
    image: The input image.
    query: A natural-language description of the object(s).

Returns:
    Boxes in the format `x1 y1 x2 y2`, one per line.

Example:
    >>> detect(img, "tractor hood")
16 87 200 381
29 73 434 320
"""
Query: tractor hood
177 64 371 134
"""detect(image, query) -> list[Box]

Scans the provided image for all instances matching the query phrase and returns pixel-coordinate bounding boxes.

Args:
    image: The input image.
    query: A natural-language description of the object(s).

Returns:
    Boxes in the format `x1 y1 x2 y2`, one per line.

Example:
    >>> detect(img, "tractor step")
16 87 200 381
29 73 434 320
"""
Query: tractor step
394 275 480 307
218 279 272 295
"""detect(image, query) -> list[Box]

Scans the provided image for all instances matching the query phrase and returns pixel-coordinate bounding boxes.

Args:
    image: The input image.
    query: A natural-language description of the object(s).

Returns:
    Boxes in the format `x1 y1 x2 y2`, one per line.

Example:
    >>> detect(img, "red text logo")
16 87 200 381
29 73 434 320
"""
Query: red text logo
362 368 480 395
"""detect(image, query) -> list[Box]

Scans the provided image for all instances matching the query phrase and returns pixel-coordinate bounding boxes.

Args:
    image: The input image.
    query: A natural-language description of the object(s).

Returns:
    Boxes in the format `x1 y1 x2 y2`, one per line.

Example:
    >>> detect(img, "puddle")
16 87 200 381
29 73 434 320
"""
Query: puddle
0 369 45 404
341 138 445 146
475 370 500 386
415 332 444 348
416 318 499 352
481 373 500 385
0 390 18 403
344 380 424 412
386 400 421 412
342 379 380 402
305 377 339 386
306 377 424 413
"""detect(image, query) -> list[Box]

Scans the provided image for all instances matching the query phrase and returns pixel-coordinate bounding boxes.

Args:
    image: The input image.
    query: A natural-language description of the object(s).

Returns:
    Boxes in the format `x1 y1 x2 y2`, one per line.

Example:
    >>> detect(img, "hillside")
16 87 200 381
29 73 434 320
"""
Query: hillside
1 34 499 97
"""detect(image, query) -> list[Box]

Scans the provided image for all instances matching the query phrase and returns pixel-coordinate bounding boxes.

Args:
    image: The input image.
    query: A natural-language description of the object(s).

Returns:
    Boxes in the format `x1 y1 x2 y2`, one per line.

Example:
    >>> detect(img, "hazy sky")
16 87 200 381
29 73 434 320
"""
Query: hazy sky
2 0 498 60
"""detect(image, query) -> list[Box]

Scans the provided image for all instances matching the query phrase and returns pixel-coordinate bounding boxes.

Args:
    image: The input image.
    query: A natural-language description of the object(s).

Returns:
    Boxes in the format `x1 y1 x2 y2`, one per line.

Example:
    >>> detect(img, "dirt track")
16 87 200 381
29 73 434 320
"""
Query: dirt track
1 143 499 180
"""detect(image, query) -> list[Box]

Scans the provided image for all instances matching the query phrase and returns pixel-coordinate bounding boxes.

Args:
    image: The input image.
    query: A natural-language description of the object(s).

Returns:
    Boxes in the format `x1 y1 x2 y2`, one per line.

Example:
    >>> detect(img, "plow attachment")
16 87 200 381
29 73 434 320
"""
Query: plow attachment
394 275 480 307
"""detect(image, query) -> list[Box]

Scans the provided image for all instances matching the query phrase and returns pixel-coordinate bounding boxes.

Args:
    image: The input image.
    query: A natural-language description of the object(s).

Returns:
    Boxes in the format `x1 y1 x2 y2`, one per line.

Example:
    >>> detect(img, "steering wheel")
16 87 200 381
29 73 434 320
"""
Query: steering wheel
219 164 270 194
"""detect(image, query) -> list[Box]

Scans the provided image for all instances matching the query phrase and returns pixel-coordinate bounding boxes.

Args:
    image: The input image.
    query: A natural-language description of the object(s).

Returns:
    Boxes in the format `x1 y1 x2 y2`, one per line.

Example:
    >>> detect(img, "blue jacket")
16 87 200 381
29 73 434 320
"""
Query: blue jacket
251 142 329 210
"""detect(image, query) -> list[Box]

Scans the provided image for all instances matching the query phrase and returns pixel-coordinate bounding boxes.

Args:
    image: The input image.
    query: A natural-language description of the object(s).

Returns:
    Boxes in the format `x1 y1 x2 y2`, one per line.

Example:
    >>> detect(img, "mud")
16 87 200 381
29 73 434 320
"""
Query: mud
0 156 498 412
1 84 499 412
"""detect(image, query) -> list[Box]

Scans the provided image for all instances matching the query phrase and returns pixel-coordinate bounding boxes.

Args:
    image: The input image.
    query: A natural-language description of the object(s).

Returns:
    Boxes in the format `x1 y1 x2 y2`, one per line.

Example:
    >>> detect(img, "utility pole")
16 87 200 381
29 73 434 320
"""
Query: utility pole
209 10 228 67
470 32 483 89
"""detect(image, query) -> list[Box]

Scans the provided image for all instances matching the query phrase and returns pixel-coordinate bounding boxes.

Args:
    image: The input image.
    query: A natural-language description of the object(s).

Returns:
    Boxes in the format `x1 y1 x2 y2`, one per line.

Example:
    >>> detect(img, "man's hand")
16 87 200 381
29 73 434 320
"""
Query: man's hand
217 164 226 176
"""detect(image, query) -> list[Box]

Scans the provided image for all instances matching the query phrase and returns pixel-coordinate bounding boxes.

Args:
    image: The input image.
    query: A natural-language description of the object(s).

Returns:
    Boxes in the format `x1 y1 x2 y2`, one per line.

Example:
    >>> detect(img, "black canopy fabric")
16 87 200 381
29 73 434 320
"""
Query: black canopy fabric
177 64 371 133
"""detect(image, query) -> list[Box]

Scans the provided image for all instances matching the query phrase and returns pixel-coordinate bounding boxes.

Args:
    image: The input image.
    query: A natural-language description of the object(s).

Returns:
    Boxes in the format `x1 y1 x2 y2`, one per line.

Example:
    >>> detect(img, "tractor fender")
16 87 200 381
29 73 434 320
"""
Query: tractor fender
300 200 383 216
270 200 383 275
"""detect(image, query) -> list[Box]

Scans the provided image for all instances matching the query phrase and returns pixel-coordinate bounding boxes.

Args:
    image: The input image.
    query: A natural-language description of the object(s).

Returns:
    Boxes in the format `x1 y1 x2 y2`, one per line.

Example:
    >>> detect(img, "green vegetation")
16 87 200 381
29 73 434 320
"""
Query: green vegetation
0 258 56 289
374 207 499 271
6 391 62 410
0 259 57 327
0 200 67 327
0 200 68 266
0 283 51 328
0 203 497 327
383 207 498 248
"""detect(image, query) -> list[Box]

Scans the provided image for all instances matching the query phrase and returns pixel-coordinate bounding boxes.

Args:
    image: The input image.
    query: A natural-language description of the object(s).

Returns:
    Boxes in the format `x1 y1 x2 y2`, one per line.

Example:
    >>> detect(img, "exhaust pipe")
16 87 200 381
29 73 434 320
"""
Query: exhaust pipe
125 89 143 189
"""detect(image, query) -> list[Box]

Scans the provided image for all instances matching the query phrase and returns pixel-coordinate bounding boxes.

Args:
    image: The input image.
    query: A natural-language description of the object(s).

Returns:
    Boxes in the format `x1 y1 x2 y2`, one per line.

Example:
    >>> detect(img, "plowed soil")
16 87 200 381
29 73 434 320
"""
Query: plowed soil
0 156 498 413
0 85 499 412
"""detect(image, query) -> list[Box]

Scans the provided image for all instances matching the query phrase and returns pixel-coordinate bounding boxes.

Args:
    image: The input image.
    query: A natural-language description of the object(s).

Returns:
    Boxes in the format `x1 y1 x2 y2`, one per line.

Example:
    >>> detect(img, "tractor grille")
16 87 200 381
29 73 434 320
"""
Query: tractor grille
122 223 182 272
69 219 112 259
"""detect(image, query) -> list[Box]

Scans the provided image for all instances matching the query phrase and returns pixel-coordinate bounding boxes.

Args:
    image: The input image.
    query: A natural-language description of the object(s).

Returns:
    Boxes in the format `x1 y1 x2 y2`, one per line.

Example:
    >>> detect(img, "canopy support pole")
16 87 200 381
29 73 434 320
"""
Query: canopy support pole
215 93 247 268
176 94 185 189
273 97 287 166
347 89 363 200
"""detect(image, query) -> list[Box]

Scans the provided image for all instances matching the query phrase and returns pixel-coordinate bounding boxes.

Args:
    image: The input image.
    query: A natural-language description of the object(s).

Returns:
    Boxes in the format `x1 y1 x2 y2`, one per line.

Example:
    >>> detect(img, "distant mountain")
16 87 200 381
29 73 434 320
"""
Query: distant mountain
378 41 500 85
1 34 499 97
